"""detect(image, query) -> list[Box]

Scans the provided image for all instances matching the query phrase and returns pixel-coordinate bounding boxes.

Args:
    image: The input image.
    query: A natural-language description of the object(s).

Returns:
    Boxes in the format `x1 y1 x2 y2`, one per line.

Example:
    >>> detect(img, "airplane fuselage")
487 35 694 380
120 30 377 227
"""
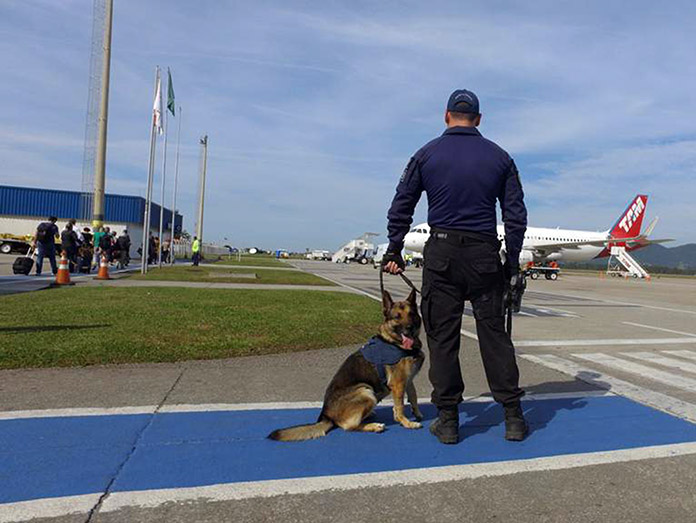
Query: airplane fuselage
402 196 662 266
404 223 609 264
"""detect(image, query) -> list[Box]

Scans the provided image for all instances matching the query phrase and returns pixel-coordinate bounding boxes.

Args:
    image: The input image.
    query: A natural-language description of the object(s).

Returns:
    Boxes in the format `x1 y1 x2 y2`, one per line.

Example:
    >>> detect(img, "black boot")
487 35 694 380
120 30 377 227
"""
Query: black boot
430 407 459 444
504 402 528 441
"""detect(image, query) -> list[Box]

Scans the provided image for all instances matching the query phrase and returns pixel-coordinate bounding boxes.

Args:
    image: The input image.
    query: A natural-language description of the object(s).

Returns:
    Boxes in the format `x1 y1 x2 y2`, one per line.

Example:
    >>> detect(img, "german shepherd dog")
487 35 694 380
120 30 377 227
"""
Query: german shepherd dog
269 288 425 441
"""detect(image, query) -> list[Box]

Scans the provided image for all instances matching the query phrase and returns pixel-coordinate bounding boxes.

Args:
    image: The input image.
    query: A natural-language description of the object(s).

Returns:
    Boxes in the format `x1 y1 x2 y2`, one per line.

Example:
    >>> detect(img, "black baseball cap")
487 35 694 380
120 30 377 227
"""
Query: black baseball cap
447 89 480 114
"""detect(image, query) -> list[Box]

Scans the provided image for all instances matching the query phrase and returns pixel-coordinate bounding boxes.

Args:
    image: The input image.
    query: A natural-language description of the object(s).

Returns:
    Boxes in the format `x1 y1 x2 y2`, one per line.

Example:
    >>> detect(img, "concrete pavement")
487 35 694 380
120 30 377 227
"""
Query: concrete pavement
2 261 696 522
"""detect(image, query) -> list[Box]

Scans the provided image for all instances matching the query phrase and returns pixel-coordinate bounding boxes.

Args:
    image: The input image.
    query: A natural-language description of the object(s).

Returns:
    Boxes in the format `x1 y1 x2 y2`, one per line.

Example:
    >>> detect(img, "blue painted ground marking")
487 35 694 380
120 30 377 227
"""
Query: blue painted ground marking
2 396 696 506
0 414 150 504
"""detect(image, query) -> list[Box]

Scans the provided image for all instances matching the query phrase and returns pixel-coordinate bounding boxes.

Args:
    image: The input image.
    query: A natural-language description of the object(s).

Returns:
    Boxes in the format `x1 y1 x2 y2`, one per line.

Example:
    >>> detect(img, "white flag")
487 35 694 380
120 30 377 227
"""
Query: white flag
153 72 163 135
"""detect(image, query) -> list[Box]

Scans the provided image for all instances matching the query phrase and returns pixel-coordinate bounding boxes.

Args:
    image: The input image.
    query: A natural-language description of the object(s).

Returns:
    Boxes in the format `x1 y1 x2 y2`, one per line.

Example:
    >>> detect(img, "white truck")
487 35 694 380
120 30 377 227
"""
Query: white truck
306 250 330 261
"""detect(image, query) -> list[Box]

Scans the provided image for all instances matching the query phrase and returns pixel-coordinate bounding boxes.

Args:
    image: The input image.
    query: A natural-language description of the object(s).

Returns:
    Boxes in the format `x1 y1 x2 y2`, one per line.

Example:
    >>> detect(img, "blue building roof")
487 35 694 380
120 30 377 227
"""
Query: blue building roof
0 185 183 232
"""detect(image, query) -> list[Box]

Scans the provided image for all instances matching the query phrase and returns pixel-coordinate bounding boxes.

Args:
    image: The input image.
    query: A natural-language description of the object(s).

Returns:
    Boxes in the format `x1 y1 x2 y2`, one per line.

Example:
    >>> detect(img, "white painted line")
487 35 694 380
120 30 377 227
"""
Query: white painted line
0 493 100 523
622 321 696 338
573 353 696 392
460 328 479 341
518 311 537 317
309 272 380 301
160 402 324 413
528 290 696 316
0 392 609 420
520 353 696 423
621 352 696 375
95 442 696 513
663 350 696 362
0 405 157 421
515 337 696 348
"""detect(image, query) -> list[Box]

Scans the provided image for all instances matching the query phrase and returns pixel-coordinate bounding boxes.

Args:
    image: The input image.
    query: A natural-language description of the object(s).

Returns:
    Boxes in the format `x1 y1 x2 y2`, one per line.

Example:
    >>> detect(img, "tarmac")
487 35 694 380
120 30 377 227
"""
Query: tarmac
1 259 696 522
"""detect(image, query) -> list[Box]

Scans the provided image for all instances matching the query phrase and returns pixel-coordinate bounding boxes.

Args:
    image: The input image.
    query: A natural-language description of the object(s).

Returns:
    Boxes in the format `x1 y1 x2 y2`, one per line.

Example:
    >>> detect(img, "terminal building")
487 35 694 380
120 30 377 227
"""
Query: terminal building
0 184 183 252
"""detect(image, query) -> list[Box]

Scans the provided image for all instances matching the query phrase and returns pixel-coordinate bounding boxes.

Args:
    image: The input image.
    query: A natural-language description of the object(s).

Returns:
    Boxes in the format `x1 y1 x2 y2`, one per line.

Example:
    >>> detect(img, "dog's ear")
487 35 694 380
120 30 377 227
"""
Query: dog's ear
406 288 417 306
381 289 394 318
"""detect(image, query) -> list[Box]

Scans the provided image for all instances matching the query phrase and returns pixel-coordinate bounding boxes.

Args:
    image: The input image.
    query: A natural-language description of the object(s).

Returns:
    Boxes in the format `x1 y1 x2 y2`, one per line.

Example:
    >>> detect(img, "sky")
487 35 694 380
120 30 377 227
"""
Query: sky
1 0 695 250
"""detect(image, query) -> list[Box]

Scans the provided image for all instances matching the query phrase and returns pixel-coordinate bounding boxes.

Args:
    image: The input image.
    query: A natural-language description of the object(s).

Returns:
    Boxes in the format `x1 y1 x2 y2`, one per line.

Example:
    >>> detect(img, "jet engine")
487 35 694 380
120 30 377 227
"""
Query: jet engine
518 250 535 266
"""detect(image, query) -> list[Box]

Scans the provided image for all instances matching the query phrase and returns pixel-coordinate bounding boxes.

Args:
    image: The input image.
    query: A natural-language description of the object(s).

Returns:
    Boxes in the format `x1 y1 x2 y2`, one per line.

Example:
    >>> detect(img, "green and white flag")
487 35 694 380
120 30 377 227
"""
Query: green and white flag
167 68 175 117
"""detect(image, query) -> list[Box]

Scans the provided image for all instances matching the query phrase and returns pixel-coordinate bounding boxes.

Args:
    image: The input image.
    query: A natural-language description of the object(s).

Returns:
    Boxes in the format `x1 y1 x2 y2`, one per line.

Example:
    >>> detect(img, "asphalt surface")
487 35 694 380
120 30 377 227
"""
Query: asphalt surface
1 260 696 522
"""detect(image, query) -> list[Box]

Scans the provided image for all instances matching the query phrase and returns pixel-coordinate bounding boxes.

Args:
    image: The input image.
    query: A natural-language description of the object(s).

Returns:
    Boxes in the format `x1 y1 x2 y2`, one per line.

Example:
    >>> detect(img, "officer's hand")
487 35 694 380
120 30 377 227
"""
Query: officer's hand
503 262 520 282
382 251 405 274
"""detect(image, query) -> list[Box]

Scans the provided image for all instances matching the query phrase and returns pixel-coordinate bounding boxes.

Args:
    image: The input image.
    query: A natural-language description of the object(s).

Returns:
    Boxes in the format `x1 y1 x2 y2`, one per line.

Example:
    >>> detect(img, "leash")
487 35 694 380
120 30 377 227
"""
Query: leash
379 265 421 295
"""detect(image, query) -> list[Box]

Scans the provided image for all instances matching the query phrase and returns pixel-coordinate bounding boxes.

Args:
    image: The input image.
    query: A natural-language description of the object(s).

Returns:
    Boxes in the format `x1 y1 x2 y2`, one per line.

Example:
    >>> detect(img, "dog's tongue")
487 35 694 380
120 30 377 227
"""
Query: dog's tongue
401 334 414 350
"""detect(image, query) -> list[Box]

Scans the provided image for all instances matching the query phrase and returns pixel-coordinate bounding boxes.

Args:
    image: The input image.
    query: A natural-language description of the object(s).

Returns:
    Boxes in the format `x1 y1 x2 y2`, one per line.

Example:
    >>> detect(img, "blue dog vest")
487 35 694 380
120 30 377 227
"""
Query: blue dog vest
359 336 412 383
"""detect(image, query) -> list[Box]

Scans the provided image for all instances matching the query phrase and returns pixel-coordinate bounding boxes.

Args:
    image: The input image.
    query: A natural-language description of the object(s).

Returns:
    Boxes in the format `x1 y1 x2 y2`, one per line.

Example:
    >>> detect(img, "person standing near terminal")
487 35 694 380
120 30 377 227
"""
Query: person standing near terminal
383 89 528 444
92 226 105 270
191 236 201 266
60 222 79 273
116 230 131 269
33 216 59 276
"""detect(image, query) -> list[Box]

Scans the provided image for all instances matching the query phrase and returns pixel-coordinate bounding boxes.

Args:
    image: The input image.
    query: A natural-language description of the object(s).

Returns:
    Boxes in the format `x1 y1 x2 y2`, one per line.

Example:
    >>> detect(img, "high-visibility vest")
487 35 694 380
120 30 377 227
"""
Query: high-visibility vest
192 239 200 253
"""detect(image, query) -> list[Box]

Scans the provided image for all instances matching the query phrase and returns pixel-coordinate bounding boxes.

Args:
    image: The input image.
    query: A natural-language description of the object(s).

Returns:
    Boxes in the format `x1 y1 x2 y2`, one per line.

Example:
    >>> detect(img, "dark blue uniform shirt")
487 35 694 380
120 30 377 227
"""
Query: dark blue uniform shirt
387 126 528 265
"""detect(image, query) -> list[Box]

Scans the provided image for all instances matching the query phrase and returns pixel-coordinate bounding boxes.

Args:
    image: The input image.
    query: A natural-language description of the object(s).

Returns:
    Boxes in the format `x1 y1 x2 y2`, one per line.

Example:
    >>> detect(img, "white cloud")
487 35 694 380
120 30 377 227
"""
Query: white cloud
1 1 695 248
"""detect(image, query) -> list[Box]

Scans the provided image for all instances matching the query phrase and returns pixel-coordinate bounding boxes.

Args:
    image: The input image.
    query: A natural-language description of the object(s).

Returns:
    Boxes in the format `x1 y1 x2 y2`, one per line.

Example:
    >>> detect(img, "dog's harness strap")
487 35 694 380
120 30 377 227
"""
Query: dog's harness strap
360 337 410 384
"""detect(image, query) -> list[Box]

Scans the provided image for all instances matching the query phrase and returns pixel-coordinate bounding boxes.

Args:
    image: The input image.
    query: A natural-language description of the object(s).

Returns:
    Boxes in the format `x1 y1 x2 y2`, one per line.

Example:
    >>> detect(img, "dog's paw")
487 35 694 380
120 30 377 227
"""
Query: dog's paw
366 422 386 433
403 420 423 430
412 410 423 422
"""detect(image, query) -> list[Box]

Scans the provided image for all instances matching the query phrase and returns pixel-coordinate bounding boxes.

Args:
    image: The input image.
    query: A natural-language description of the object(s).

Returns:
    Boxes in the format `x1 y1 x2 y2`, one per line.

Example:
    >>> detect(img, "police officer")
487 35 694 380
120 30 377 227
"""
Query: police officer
383 89 528 444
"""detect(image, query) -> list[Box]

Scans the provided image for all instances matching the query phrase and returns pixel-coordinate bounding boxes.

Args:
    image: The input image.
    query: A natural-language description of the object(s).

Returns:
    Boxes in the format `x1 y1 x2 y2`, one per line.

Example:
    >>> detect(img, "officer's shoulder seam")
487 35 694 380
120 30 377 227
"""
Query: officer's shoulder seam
478 136 511 156
417 135 446 163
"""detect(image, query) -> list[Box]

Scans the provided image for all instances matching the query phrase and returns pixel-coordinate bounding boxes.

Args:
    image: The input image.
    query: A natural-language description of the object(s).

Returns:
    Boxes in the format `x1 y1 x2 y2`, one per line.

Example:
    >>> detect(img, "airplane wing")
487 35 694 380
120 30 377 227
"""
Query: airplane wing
526 234 674 255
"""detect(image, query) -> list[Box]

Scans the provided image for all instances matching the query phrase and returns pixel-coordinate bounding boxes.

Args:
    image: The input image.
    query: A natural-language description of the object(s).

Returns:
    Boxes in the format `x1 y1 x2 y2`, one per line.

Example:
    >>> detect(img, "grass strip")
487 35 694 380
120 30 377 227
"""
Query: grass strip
128 265 334 286
214 256 288 268
0 287 381 369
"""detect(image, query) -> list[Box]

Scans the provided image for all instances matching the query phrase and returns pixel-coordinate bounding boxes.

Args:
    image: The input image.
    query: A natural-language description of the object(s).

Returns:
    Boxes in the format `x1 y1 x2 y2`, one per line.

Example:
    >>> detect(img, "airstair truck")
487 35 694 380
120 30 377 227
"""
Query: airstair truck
607 246 650 279
332 233 378 265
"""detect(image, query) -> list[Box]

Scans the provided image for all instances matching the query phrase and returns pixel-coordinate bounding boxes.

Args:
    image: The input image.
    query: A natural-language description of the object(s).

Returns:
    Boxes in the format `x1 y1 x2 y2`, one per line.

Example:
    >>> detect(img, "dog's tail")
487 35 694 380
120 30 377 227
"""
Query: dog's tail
268 418 334 442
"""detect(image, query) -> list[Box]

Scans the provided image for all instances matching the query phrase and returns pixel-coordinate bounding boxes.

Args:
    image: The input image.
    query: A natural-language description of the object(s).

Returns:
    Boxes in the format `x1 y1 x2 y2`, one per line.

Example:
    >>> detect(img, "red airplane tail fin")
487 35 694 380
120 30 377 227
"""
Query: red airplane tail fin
609 195 648 239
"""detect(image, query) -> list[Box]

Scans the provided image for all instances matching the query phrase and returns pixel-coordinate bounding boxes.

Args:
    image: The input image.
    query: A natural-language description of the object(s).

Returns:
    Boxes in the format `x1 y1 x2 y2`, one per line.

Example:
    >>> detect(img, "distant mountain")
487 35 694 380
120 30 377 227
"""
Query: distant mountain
563 243 696 272
630 243 696 269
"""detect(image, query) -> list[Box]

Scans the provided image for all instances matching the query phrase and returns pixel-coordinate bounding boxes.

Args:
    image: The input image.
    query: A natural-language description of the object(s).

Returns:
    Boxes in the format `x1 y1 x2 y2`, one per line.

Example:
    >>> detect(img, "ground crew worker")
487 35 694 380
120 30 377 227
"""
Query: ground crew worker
383 89 528 445
191 236 201 266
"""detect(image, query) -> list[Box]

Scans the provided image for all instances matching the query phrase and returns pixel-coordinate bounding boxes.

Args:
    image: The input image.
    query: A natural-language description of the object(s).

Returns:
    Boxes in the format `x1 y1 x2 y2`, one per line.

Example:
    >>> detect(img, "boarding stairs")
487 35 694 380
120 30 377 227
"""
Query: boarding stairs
606 246 650 279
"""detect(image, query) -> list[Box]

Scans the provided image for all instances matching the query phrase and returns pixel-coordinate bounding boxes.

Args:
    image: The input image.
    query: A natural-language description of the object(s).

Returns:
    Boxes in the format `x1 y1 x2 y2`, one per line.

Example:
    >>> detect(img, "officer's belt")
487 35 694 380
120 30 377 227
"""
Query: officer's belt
430 227 499 247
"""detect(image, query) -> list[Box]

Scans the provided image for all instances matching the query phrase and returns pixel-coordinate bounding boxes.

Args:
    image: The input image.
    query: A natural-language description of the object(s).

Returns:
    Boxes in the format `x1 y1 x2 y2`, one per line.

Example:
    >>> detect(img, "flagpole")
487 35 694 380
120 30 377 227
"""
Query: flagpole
141 66 160 274
157 102 169 267
170 105 182 264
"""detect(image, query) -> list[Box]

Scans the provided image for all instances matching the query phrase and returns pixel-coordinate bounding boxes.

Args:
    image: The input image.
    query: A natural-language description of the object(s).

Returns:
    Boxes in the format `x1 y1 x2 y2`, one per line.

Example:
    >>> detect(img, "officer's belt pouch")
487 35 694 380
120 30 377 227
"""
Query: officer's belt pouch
425 257 449 272
473 260 499 274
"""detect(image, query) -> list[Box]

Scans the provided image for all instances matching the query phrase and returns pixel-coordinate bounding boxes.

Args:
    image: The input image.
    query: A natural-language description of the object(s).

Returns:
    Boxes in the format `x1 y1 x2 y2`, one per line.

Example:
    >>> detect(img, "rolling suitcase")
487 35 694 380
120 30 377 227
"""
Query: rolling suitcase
13 248 35 275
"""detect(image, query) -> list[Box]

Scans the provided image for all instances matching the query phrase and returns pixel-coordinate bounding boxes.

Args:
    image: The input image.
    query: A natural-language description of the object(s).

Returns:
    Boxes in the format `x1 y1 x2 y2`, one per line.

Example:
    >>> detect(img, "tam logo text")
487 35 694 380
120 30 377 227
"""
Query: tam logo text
618 198 645 233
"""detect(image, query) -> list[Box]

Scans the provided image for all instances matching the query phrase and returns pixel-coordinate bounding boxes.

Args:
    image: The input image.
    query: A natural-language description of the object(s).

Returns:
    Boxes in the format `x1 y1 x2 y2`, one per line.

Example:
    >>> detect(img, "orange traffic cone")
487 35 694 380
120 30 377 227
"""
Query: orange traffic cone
53 252 74 286
95 254 112 280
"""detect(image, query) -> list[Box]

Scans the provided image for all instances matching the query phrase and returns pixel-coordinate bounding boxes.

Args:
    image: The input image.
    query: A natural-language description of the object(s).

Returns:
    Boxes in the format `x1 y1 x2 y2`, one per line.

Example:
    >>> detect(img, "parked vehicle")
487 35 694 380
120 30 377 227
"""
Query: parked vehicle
0 234 32 255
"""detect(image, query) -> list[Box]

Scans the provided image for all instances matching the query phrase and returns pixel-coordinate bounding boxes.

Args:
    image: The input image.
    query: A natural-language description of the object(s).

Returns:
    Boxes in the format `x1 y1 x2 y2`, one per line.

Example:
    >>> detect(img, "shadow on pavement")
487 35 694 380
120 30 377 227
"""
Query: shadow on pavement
372 380 597 440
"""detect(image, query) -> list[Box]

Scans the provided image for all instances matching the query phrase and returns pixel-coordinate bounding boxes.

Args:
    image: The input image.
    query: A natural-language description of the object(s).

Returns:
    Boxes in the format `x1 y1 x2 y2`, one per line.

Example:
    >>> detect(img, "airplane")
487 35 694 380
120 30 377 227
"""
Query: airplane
403 195 672 265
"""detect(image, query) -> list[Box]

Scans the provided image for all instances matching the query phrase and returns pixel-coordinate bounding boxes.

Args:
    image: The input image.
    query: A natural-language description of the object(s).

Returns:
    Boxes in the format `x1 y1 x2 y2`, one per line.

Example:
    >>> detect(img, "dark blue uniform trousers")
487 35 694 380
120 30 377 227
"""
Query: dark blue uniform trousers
422 234 524 408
